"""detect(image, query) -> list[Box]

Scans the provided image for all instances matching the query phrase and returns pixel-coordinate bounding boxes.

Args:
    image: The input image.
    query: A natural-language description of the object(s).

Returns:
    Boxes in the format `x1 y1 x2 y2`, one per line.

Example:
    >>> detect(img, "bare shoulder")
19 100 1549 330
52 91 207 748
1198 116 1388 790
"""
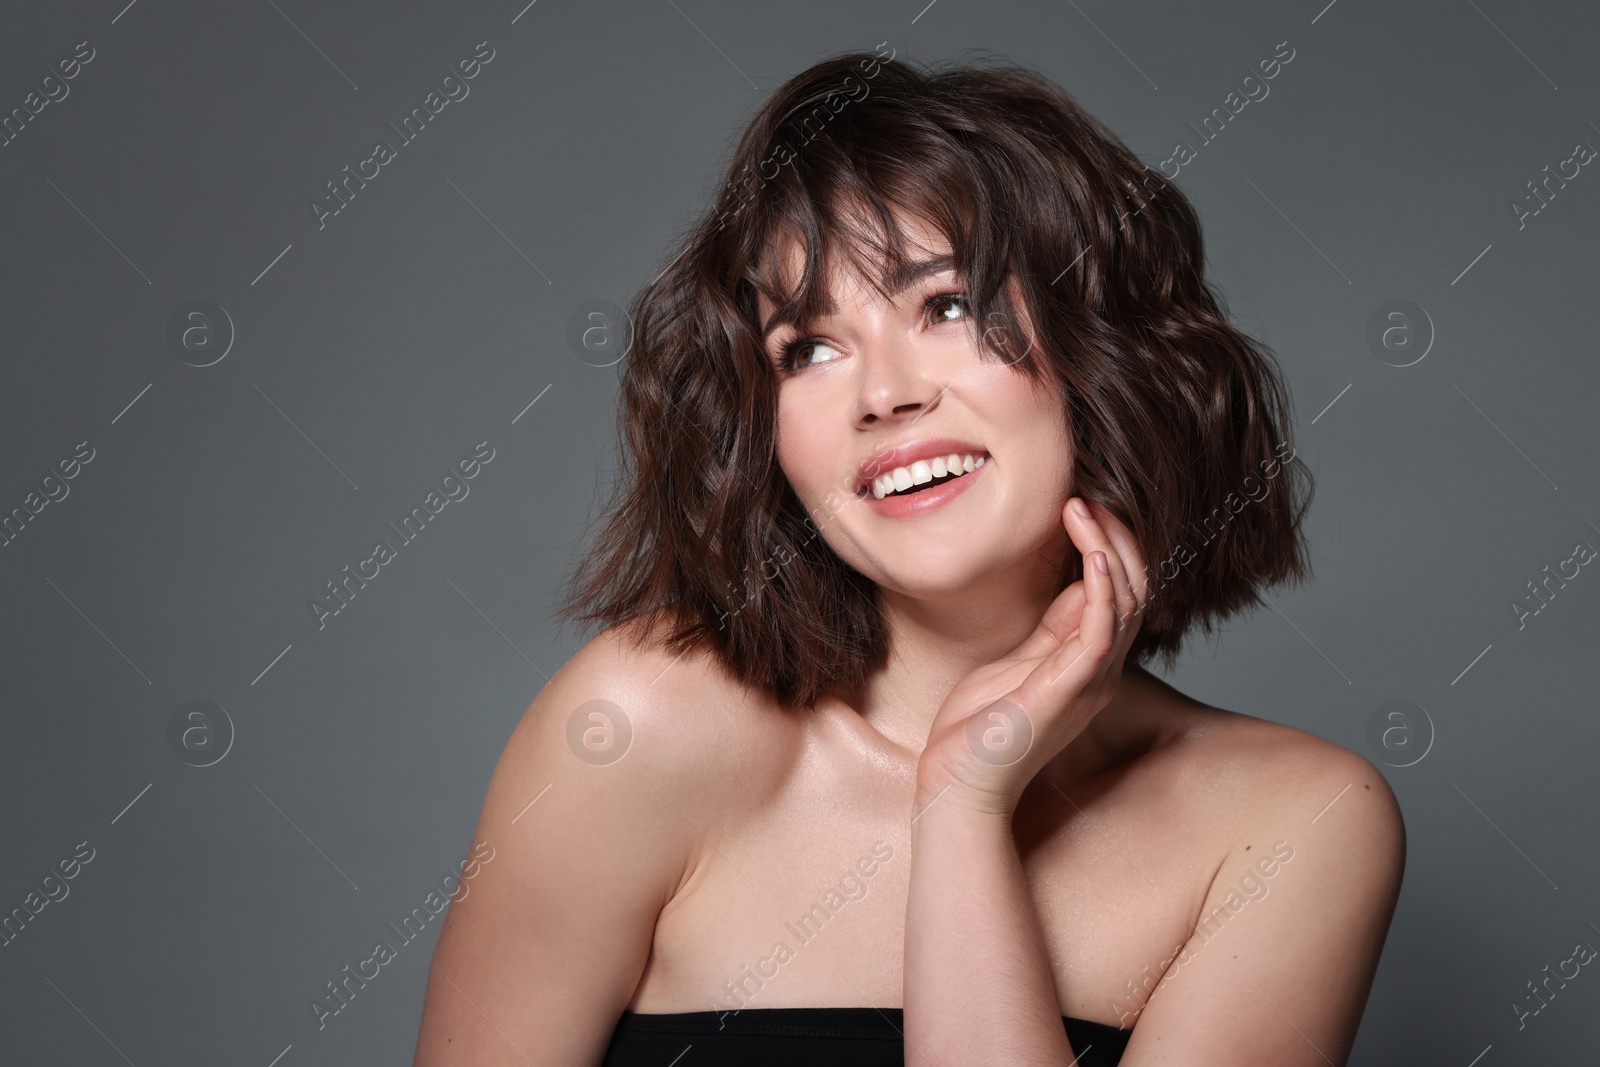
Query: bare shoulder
1148 679 1406 885
413 617 780 1063
1111 684 1407 1057
526 615 799 814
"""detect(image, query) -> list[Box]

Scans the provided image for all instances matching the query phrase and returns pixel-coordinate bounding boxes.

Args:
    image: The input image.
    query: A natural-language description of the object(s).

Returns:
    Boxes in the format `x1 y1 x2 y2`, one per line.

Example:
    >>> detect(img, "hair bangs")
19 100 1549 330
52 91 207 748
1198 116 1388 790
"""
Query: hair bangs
735 117 1039 381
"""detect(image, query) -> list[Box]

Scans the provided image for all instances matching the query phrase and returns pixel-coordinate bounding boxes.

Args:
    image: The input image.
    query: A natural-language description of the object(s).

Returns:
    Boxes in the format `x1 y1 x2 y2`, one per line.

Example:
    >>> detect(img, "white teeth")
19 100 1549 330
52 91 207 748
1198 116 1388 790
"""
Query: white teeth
869 453 986 499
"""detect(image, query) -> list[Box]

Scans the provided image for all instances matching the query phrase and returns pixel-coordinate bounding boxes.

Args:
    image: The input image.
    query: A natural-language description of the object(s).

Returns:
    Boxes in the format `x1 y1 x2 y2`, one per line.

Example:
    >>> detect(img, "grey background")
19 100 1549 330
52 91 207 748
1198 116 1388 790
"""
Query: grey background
1 0 1596 1063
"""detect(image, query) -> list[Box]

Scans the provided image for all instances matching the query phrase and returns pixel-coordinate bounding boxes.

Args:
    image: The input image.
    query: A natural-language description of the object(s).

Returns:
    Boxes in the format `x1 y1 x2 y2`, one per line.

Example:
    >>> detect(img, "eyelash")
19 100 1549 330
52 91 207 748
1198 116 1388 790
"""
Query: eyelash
774 291 971 374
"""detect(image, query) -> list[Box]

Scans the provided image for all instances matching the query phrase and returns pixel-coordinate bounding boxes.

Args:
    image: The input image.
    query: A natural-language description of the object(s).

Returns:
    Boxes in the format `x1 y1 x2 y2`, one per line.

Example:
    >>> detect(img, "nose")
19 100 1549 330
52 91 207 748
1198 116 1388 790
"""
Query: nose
853 331 945 426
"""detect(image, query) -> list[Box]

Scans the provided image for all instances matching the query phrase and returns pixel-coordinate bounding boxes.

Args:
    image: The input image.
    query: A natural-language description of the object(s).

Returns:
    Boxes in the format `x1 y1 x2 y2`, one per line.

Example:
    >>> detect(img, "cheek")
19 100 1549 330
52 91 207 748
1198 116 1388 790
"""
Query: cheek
981 370 1070 450
774 396 835 505
1016 379 1071 457
985 375 1075 504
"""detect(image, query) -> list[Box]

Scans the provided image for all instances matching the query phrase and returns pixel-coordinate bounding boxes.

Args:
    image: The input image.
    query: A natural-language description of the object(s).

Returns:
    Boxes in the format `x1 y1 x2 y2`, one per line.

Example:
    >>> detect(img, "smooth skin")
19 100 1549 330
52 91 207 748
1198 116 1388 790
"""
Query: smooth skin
411 212 1405 1066
906 505 1147 1063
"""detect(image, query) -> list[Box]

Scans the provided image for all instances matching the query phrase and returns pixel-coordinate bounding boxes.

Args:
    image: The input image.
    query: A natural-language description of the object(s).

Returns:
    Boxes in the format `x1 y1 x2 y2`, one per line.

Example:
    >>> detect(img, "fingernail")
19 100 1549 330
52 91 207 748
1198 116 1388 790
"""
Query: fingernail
1095 551 1109 575
1071 498 1091 520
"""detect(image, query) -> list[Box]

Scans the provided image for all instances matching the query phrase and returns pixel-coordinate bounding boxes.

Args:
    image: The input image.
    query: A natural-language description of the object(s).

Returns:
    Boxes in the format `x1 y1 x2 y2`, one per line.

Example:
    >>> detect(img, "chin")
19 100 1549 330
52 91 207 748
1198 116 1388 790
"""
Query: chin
863 550 1011 599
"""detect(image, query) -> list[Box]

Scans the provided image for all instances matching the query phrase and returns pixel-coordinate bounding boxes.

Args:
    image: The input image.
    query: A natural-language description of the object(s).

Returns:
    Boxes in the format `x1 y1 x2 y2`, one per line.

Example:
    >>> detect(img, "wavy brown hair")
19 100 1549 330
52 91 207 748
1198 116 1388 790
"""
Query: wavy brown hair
555 46 1313 709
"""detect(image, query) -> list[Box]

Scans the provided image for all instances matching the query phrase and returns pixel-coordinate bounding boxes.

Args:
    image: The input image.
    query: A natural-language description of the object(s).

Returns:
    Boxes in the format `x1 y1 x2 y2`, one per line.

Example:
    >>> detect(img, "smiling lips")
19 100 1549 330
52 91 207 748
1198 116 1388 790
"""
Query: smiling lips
868 451 987 499
855 438 990 500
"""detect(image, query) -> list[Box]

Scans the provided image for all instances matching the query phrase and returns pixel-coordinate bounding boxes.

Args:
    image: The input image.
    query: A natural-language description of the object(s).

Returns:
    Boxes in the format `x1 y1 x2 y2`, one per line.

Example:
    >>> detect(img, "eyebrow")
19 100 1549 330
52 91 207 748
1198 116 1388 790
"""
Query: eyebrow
759 255 958 340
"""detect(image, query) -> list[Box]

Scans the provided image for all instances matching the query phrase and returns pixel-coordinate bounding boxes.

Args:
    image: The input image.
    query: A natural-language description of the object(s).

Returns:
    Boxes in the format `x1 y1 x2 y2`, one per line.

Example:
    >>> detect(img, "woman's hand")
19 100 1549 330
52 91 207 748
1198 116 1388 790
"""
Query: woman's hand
914 496 1149 818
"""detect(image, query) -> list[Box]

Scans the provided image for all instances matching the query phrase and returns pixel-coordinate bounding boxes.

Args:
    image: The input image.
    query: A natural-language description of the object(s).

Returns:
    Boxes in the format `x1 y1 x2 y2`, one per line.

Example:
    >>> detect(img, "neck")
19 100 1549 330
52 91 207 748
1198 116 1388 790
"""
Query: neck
834 529 1172 785
851 529 1075 756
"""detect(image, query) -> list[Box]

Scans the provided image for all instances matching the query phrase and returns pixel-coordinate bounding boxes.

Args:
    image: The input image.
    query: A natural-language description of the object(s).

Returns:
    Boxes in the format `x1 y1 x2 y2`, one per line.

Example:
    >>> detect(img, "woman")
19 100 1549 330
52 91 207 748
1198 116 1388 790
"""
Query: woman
412 48 1404 1066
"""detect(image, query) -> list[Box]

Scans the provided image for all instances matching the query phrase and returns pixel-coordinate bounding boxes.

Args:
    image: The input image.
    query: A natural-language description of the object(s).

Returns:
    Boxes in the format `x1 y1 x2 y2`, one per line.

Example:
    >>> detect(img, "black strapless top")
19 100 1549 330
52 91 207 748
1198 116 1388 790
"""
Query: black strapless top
601 1007 1130 1065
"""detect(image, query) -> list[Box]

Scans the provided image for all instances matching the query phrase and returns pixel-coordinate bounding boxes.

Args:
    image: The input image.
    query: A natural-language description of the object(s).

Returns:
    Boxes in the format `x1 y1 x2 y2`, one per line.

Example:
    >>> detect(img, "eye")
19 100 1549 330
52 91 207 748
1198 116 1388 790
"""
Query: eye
925 291 970 325
775 337 843 373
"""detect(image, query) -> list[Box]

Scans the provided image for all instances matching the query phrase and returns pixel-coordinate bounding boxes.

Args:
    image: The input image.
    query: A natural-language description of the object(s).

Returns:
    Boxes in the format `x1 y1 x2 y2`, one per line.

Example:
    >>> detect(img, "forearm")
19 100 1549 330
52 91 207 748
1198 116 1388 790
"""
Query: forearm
903 792 1077 1066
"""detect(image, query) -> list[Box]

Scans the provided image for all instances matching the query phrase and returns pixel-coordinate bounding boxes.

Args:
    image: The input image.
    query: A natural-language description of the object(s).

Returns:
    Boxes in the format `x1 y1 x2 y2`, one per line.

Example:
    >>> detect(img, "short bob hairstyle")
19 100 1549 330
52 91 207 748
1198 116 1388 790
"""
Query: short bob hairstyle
557 47 1313 710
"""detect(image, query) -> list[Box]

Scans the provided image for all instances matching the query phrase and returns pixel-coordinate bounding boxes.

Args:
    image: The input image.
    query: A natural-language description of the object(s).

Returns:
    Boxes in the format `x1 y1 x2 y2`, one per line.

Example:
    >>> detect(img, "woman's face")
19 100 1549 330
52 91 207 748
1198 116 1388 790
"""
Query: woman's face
757 212 1077 600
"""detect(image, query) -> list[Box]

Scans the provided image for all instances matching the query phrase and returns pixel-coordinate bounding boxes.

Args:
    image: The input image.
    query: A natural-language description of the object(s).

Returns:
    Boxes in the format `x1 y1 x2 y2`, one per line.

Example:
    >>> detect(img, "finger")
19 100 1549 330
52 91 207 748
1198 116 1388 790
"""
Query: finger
1086 500 1152 615
1068 500 1139 630
1033 550 1116 696
1005 499 1093 663
1008 576 1088 663
1079 550 1118 659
